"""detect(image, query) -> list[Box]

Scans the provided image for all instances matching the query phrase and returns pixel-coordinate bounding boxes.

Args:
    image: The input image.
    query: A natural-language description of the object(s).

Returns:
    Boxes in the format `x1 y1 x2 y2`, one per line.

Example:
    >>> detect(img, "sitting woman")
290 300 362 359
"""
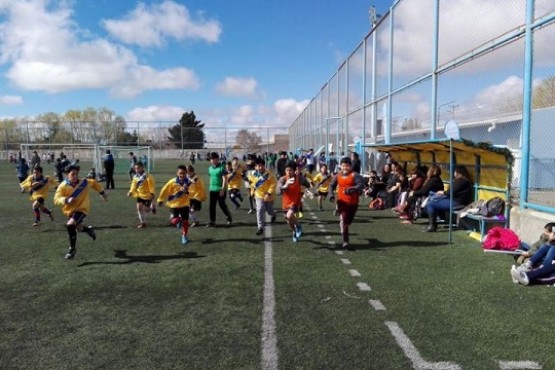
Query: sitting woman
401 165 444 224
395 167 425 214
424 165 473 232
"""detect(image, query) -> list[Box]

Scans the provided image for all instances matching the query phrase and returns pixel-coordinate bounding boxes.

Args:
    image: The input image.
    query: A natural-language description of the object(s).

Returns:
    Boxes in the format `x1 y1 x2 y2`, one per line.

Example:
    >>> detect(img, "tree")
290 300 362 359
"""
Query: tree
168 111 205 149
235 129 262 152
533 76 555 109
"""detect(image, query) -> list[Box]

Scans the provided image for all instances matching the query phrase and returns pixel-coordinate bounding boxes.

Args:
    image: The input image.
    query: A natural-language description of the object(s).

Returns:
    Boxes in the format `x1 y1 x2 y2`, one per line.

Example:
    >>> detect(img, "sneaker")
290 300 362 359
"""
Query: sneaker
297 211 304 219
87 226 97 240
292 232 298 242
205 222 215 228
65 248 76 259
137 223 147 229
341 242 349 250
256 228 264 235
190 221 198 228
517 261 532 272
176 220 182 229
248 209 254 214
510 265 530 285
151 205 157 215
271 214 276 223
181 235 189 245
227 218 232 225
32 221 40 227
510 265 520 284
295 224 303 238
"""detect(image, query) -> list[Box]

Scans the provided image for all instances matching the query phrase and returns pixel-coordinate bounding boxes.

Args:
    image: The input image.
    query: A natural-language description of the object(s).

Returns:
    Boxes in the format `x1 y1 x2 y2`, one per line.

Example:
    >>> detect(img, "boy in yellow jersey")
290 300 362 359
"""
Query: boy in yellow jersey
157 165 192 245
311 164 332 211
186 165 206 227
127 162 156 228
54 165 108 259
226 158 244 209
20 165 56 226
249 157 277 235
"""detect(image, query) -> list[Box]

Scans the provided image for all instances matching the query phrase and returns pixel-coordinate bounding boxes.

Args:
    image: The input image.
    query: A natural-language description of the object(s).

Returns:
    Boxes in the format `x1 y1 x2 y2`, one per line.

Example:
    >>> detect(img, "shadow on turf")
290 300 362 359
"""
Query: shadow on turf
311 237 446 252
76 249 204 267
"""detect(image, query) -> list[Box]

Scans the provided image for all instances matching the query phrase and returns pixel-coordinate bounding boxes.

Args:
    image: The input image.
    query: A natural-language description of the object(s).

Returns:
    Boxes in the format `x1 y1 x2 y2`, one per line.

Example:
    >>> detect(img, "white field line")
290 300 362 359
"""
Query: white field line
325 235 332 239
311 215 318 219
335 250 344 255
319 229 327 233
349 269 361 277
261 223 278 370
368 299 386 311
498 361 542 369
340 258 352 265
385 321 461 370
327 241 336 246
357 282 372 291
317 224 325 228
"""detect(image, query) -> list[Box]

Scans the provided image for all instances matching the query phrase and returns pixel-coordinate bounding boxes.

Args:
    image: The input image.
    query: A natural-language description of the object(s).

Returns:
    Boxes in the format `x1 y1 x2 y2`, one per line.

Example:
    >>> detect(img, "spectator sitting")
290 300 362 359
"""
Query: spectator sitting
400 165 444 224
511 222 555 285
424 165 473 232
396 167 425 216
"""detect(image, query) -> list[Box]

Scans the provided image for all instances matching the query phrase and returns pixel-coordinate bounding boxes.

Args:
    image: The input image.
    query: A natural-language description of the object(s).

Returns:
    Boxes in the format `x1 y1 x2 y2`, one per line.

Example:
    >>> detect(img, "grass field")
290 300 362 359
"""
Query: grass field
1 159 554 370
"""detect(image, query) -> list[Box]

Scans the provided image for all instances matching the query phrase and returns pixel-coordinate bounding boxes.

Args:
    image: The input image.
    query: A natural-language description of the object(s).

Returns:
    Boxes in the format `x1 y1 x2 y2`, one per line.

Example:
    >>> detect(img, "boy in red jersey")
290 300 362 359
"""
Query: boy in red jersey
278 162 311 242
329 157 364 250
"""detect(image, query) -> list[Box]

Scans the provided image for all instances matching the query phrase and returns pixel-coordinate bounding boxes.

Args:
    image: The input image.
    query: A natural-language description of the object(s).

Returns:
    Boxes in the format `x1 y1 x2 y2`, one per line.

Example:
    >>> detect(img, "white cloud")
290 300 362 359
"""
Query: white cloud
273 98 310 125
0 0 200 97
215 77 261 98
126 105 186 122
471 75 523 108
0 95 23 105
102 0 221 48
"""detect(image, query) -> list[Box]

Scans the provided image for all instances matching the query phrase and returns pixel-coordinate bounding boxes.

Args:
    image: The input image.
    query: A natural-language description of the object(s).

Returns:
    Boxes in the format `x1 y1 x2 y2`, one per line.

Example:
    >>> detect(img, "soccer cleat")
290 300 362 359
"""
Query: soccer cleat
181 235 189 245
65 248 76 259
295 224 303 238
292 232 298 242
205 222 215 228
510 265 520 284
227 218 233 225
87 226 97 240
510 265 530 285
341 242 349 250
190 221 198 228
32 221 41 227
256 228 264 235
248 209 254 214
271 214 276 223
137 223 147 229
151 205 157 215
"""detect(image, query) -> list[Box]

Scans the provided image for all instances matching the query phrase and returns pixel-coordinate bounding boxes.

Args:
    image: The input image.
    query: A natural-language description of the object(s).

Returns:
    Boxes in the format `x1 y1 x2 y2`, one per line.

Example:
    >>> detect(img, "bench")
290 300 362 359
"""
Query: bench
455 187 510 242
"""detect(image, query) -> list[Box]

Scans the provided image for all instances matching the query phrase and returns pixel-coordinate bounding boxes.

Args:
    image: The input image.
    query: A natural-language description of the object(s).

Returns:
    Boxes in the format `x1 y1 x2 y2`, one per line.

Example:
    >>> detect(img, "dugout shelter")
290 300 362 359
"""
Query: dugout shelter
363 139 514 244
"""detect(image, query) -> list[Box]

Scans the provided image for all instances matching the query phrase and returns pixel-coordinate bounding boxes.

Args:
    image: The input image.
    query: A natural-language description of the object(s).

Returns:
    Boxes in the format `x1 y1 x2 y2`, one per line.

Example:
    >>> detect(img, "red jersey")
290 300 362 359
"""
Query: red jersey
336 172 359 205
281 174 302 210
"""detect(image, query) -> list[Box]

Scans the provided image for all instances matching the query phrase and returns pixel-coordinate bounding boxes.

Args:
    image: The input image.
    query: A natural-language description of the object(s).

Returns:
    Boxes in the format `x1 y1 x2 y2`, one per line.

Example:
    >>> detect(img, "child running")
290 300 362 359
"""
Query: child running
186 165 207 227
226 158 244 209
311 164 332 211
54 165 108 259
127 162 156 228
329 157 364 250
249 157 277 235
157 165 192 245
278 161 311 242
19 165 56 226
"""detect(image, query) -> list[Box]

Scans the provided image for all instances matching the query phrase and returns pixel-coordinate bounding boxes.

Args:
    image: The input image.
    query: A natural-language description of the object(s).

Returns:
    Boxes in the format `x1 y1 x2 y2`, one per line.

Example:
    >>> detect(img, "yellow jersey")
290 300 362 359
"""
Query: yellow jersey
20 175 56 201
187 175 207 202
248 169 276 200
54 178 104 216
157 177 191 208
129 172 156 200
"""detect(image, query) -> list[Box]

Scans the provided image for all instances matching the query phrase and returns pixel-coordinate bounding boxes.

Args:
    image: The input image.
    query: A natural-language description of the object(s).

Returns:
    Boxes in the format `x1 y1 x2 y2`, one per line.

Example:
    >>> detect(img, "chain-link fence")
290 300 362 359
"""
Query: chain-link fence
289 0 555 213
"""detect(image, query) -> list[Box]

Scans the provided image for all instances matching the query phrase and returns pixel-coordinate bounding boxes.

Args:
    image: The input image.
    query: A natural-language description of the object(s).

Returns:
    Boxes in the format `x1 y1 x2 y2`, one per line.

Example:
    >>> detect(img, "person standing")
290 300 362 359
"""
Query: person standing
127 162 156 228
19 166 56 226
330 157 364 250
128 152 138 180
103 149 115 189
249 157 277 235
206 152 233 227
54 165 108 259
305 148 315 174
16 157 30 190
275 151 288 178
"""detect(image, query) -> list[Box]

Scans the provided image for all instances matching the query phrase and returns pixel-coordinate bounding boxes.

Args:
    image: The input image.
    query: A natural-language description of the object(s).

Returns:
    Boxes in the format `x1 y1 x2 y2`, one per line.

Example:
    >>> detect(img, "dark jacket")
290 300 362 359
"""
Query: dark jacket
413 176 444 197
445 177 473 206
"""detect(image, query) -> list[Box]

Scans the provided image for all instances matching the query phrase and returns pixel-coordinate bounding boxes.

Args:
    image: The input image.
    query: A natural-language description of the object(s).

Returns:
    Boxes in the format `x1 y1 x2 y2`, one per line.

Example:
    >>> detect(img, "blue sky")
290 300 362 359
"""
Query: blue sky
0 0 392 128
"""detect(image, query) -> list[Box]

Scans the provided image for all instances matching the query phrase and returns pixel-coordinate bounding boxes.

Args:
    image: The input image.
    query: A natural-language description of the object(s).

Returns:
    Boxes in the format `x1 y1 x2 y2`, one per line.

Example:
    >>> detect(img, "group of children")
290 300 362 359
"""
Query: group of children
18 150 369 260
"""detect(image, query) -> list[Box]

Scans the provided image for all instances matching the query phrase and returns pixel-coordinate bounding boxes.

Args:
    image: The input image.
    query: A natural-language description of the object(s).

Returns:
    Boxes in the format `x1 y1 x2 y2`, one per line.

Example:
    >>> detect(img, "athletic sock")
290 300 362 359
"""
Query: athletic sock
33 208 40 221
67 224 77 248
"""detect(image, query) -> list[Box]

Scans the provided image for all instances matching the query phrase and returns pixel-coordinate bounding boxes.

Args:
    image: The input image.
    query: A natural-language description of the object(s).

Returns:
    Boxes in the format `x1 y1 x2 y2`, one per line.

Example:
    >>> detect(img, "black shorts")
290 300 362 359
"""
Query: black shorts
190 199 202 211
36 197 45 205
317 191 329 198
69 211 86 225
171 206 190 220
137 198 152 206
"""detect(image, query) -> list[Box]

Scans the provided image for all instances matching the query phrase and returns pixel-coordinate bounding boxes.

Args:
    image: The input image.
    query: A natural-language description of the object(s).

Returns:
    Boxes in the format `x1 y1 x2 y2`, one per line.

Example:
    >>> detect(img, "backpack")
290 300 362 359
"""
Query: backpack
479 196 505 217
482 227 520 250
